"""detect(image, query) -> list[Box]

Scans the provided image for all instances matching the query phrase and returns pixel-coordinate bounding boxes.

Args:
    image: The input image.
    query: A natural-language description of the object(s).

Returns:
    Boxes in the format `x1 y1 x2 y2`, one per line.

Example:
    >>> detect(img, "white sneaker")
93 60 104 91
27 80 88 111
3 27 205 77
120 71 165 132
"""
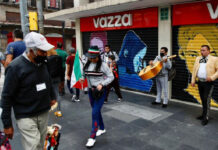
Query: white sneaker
74 98 80 102
96 129 106 136
86 138 96 148
117 98 122 102
72 95 76 102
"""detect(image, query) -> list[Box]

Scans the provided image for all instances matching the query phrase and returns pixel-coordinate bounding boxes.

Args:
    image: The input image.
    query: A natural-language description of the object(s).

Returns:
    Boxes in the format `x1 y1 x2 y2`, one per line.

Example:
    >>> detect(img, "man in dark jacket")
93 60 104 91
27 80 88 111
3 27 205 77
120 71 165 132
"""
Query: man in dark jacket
1 32 57 150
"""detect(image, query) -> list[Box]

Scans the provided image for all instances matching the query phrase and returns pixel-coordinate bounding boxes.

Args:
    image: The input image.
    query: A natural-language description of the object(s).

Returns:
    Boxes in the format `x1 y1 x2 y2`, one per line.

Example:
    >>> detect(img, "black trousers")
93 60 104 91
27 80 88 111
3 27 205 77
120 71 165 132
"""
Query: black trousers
198 81 214 120
105 78 122 102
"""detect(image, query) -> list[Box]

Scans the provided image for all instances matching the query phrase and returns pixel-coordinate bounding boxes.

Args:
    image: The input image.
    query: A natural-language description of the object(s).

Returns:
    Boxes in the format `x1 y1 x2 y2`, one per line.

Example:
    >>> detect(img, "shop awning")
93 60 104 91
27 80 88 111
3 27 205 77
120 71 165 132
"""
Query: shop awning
45 0 199 21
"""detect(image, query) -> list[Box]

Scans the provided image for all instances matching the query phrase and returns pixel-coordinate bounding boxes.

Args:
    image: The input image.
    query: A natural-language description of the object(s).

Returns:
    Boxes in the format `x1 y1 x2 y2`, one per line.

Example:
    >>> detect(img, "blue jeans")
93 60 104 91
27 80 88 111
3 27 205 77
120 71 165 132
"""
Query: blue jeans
67 79 80 99
88 88 106 139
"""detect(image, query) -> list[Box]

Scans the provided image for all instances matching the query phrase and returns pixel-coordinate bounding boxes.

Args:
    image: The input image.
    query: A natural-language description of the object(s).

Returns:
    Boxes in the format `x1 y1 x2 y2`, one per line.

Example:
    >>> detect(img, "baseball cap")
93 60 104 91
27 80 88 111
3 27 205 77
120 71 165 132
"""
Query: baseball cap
24 32 54 51
68 47 76 54
87 46 100 58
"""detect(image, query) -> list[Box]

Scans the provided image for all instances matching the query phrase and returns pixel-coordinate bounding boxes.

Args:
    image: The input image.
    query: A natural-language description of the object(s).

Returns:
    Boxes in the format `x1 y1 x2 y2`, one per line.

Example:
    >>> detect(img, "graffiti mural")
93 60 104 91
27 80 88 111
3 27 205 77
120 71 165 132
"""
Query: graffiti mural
174 24 218 107
118 30 153 92
82 28 158 94
90 32 108 53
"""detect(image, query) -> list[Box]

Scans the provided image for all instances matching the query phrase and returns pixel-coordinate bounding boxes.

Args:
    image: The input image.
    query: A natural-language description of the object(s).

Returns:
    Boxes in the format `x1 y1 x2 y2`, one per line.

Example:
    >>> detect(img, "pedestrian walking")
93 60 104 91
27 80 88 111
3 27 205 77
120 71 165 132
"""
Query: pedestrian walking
66 47 80 102
47 48 63 117
5 29 26 67
81 46 114 148
105 55 123 103
56 42 68 96
1 32 57 150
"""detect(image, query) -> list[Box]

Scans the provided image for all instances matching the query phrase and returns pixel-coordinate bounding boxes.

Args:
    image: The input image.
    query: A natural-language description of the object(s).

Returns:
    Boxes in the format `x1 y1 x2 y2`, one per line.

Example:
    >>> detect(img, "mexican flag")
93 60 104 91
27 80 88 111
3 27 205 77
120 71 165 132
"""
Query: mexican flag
71 50 88 89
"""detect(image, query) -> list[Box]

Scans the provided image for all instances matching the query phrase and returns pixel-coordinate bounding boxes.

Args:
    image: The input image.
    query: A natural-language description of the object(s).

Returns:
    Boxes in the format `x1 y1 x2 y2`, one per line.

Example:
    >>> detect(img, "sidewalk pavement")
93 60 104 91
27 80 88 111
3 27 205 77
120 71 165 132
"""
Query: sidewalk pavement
0 74 218 149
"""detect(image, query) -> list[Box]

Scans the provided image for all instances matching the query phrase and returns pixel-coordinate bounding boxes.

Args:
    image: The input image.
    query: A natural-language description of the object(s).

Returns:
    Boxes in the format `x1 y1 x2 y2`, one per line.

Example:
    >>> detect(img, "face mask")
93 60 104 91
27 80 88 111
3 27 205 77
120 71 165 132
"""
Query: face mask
160 53 165 57
34 55 47 64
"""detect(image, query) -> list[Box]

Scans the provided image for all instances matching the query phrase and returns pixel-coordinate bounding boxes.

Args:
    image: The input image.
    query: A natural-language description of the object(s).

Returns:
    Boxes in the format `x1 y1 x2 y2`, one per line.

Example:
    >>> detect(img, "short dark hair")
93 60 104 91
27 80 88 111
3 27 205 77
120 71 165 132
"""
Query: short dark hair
105 45 110 48
161 47 168 53
57 42 63 48
13 29 23 39
201 45 210 50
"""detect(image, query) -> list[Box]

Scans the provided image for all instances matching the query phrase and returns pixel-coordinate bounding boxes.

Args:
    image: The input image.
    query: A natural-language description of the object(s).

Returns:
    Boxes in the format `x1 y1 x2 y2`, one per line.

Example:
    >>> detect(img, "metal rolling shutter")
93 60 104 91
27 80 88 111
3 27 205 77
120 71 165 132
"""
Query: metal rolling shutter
172 24 218 105
82 28 158 94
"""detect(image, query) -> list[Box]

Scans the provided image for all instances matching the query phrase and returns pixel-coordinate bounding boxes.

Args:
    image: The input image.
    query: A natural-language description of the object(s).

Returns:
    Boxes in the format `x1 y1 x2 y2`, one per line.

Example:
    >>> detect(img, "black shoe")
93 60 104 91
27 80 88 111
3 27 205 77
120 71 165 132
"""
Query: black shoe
196 115 203 120
162 104 168 108
151 101 161 105
201 119 209 126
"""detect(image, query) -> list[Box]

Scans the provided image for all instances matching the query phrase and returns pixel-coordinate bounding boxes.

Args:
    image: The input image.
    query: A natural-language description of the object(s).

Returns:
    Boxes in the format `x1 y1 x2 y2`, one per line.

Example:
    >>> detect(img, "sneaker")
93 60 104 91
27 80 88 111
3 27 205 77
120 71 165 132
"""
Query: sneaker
86 138 96 148
117 98 122 102
54 111 62 117
71 95 76 102
96 129 106 137
75 98 80 102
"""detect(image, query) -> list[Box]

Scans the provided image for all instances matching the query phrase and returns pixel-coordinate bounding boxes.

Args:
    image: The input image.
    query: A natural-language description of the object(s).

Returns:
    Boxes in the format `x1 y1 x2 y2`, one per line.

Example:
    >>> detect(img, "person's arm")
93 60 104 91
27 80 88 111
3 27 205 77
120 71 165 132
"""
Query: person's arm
4 44 14 68
113 52 119 62
101 62 114 86
191 57 199 86
165 58 172 69
66 64 70 80
1 66 19 139
211 57 218 81
4 54 13 68
149 56 158 65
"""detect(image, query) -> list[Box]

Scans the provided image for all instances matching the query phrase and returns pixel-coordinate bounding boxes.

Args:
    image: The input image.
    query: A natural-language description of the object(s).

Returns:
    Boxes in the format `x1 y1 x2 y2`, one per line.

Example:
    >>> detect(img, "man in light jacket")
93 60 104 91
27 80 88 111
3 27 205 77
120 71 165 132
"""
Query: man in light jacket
191 45 218 126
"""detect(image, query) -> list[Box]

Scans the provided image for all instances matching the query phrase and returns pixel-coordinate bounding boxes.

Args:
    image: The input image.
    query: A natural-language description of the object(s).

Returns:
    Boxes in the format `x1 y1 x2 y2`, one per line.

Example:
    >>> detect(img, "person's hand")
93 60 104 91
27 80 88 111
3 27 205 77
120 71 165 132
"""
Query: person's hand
191 82 195 87
79 79 84 84
67 76 70 80
149 61 153 65
163 58 168 63
50 100 57 106
206 77 212 82
97 84 103 91
4 127 14 139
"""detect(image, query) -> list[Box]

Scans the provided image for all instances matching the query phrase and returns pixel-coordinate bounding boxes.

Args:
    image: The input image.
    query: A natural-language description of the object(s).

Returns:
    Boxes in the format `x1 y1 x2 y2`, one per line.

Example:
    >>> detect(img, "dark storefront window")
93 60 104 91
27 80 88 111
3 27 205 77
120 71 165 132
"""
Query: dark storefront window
62 0 74 9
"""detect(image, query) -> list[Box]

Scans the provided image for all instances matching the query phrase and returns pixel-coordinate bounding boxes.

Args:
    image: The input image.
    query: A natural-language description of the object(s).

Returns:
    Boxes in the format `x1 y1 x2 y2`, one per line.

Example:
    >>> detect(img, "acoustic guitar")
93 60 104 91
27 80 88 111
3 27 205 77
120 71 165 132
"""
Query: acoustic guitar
138 55 177 81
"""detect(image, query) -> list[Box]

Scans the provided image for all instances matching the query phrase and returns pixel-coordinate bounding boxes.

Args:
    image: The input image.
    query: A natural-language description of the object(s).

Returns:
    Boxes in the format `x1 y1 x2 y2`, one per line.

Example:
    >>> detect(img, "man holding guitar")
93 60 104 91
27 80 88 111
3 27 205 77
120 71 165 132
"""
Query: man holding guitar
150 47 172 108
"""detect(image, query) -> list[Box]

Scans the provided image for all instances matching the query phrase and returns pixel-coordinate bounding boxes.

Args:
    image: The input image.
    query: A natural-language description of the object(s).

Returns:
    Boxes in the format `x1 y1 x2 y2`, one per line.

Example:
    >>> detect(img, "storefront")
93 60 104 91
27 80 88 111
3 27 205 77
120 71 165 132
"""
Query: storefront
80 7 159 94
172 0 218 106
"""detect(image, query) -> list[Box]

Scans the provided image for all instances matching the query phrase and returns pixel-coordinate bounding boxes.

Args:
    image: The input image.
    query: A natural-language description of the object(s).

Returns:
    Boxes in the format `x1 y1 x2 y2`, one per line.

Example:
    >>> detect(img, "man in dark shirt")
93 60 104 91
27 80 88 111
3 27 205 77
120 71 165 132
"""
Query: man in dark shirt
1 32 57 150
4 29 26 67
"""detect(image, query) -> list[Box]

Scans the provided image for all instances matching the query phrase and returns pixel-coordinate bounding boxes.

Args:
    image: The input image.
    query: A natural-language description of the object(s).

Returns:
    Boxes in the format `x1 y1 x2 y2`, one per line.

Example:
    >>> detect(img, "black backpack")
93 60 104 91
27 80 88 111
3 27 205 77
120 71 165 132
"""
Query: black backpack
168 59 176 81
47 55 63 79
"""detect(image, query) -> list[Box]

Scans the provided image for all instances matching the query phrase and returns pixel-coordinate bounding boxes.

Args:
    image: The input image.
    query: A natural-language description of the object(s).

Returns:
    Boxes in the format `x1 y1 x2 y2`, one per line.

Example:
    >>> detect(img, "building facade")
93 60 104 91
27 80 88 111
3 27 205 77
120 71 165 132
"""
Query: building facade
45 0 218 107
0 0 75 52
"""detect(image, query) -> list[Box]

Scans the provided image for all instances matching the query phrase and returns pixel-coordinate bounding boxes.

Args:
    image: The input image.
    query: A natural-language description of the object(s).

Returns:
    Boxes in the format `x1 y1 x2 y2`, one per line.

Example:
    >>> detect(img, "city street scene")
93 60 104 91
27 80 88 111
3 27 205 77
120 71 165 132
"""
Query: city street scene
0 0 217 150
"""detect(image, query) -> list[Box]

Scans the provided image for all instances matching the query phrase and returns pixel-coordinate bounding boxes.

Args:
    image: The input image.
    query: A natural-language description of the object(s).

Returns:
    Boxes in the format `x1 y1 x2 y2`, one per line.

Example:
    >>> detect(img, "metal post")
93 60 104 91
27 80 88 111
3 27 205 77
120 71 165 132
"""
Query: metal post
62 21 65 50
19 0 29 36
37 0 44 34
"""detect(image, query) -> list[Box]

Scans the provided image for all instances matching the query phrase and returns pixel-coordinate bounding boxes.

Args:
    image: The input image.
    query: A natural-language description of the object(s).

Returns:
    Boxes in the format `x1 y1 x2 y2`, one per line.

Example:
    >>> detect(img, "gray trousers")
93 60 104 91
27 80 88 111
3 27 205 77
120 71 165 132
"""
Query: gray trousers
155 75 169 104
16 111 49 150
